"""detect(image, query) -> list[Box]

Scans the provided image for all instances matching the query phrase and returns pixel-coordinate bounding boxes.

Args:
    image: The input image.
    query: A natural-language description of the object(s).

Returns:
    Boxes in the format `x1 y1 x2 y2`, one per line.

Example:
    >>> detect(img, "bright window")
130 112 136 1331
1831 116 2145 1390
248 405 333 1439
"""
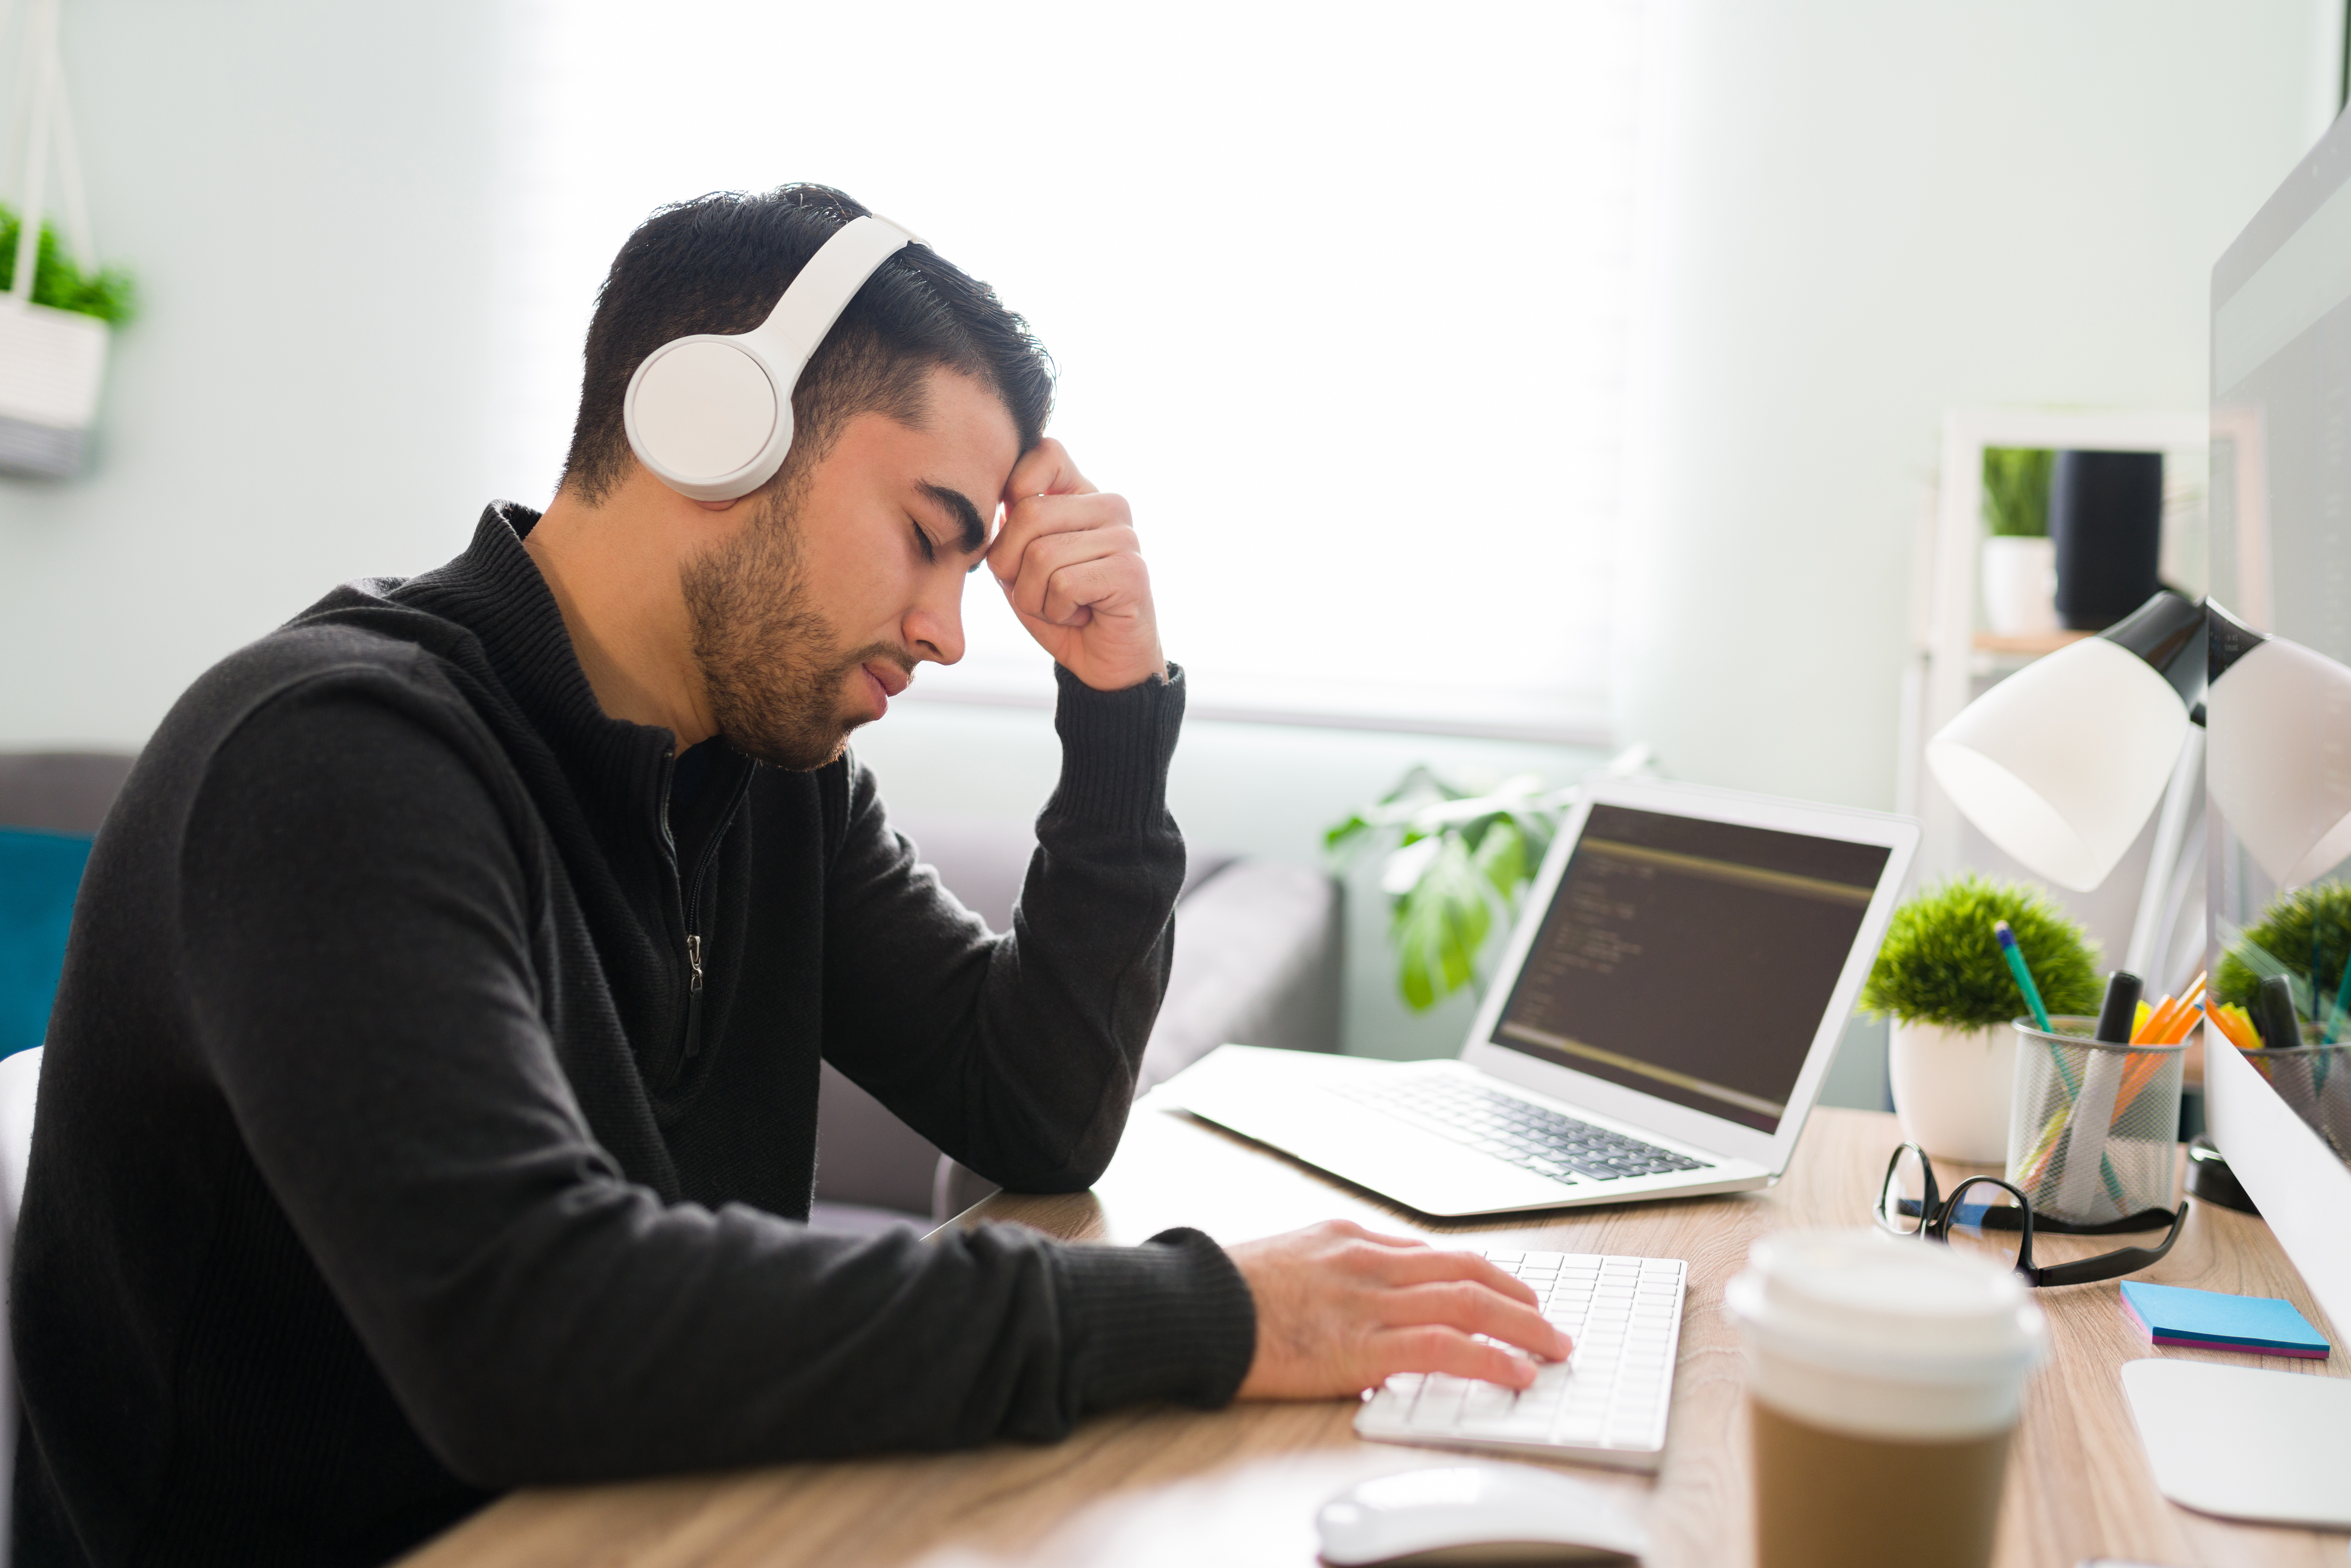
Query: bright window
495 1 1648 740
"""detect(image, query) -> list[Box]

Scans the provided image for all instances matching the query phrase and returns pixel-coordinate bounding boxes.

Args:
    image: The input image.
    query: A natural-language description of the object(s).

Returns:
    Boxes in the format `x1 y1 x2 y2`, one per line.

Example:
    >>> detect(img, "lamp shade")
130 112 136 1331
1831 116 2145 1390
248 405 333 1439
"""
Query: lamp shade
1927 636 2191 891
2206 636 2351 888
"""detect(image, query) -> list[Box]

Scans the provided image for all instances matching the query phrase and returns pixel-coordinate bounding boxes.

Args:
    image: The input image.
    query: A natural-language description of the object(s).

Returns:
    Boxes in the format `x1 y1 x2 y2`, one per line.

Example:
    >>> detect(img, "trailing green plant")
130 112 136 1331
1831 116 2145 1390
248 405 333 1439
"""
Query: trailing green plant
0 203 135 326
2214 881 2351 1030
1327 766 1580 1012
1982 447 2053 539
1860 873 2100 1029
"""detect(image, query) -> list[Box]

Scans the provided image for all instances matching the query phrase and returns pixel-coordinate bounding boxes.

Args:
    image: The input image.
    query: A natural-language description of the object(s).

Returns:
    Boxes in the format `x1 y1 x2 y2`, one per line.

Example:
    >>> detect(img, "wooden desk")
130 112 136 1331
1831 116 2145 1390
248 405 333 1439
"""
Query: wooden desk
403 1099 2349 1568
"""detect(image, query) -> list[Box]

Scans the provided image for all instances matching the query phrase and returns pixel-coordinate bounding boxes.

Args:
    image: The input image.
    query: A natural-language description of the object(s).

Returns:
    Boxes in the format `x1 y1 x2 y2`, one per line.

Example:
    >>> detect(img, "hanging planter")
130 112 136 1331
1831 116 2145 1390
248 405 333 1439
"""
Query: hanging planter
0 0 133 480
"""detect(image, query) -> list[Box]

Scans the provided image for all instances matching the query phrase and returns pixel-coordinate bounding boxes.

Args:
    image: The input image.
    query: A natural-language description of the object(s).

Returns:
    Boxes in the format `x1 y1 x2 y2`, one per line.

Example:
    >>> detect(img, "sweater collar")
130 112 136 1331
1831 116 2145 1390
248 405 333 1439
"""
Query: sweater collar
395 503 681 865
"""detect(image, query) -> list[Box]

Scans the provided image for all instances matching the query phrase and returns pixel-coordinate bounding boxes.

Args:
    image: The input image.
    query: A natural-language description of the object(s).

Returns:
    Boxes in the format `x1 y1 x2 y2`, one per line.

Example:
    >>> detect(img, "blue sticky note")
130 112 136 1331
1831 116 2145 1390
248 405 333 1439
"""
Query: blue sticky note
2120 1280 2330 1358
0 825 93 1060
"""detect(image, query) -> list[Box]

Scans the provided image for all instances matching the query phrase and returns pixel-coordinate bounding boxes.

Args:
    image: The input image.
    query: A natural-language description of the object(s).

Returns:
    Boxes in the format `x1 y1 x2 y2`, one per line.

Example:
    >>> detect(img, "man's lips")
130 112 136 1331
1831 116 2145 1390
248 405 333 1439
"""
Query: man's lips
859 660 911 716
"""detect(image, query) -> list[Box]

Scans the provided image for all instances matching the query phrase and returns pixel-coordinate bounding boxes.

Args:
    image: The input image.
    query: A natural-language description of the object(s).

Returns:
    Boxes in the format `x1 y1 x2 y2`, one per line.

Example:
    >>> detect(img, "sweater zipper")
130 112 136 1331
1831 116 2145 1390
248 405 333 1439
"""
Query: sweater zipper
672 770 750 1062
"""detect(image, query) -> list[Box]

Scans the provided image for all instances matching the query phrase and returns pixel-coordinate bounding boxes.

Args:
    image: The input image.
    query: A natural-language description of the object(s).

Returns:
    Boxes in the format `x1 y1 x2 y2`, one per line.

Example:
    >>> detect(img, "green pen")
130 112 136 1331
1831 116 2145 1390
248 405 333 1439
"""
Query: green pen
1994 920 2053 1032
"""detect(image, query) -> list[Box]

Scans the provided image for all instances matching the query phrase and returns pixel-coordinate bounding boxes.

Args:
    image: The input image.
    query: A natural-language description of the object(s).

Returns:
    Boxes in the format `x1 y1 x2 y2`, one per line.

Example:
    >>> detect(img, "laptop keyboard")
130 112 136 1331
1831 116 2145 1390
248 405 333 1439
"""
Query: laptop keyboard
1330 1075 1713 1186
1356 1249 1688 1471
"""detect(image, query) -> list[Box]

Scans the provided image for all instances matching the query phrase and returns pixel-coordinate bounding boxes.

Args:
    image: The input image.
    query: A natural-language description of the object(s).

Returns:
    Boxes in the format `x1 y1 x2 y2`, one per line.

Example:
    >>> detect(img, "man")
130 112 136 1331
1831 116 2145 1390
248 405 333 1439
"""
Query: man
13 186 1565 1566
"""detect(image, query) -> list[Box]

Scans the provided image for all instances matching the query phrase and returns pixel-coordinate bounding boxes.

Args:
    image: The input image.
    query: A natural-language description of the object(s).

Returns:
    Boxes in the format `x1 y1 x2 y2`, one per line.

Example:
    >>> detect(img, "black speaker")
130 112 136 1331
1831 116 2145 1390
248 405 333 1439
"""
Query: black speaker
2051 449 2163 631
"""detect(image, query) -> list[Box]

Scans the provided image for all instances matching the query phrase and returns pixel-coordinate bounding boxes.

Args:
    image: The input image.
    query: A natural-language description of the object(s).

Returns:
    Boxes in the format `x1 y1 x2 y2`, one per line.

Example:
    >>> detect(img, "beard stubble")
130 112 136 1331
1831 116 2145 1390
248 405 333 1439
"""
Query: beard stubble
680 487 906 772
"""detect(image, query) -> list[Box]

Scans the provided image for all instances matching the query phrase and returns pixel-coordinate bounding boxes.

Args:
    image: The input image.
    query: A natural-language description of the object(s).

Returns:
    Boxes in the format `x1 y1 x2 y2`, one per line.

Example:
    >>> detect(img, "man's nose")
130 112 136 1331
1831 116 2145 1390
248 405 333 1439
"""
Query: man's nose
905 577 966 666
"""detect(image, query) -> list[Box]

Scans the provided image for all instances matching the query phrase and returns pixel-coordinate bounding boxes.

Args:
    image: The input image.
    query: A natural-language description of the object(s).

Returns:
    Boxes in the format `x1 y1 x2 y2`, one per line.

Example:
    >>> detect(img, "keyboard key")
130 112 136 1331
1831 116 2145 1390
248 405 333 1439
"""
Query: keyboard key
1331 1080 1712 1187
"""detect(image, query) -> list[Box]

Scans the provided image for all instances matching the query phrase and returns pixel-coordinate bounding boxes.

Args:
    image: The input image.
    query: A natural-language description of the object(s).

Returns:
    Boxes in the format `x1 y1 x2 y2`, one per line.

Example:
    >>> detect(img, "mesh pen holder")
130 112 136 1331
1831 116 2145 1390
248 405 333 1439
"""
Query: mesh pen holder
2006 1017 2185 1228
2238 1023 2351 1163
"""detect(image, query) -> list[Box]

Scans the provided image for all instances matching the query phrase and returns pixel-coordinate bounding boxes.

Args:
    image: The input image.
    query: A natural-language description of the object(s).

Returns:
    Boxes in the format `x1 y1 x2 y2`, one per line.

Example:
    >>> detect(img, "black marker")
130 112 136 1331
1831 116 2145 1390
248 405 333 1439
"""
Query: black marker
2255 972 2304 1050
2095 970 2143 1045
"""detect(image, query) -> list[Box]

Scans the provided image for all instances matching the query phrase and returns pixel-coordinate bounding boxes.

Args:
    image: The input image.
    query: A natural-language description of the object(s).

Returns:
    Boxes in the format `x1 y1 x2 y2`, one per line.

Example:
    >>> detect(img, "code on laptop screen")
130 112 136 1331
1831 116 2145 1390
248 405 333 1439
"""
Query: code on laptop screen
1489 804 1890 1133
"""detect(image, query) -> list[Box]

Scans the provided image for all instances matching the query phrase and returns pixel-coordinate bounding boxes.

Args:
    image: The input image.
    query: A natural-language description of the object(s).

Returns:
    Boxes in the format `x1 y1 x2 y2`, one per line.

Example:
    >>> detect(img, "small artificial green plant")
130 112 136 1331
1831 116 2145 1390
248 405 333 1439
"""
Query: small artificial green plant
1982 447 2053 538
0 203 135 326
1327 766 1581 1012
1860 873 2099 1030
2214 880 2351 1025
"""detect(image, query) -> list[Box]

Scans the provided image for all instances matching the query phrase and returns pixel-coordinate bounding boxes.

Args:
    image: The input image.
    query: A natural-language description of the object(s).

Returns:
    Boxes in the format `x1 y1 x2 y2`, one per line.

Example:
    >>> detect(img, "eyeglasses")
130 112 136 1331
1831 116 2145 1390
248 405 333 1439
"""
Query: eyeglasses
1875 1144 2189 1288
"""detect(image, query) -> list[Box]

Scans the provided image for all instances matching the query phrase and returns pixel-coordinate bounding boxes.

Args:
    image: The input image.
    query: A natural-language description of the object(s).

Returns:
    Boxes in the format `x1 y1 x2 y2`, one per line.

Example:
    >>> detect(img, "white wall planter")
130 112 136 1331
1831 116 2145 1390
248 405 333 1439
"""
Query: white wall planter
0 301 107 477
0 0 111 480
1981 535 2059 637
1888 1021 2016 1164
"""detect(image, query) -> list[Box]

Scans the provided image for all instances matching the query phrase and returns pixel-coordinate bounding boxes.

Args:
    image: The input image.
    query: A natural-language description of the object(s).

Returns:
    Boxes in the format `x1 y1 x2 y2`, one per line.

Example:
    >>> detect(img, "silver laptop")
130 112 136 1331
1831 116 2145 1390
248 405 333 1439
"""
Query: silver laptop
1168 776 1919 1216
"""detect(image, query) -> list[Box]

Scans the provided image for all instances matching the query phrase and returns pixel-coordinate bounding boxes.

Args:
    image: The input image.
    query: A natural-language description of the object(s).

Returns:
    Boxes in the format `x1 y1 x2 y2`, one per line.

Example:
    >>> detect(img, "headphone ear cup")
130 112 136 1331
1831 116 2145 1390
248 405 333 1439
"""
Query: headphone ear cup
623 336 790 501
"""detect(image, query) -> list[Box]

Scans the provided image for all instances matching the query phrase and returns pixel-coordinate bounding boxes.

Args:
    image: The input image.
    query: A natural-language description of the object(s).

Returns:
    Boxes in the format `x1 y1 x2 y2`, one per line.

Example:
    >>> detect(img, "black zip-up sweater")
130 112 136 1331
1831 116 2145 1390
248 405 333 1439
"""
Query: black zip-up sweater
12 504 1256 1566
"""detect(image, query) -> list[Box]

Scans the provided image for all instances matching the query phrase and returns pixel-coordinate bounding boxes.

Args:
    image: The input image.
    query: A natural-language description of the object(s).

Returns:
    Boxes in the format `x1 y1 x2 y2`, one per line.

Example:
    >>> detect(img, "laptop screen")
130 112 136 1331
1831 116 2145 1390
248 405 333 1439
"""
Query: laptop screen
1488 803 1891 1133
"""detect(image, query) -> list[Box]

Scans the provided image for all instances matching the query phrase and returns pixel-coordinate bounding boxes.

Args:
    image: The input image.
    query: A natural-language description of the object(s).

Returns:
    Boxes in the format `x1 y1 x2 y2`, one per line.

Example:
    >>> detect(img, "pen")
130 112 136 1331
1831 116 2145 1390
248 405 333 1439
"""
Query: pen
1994 920 2053 1032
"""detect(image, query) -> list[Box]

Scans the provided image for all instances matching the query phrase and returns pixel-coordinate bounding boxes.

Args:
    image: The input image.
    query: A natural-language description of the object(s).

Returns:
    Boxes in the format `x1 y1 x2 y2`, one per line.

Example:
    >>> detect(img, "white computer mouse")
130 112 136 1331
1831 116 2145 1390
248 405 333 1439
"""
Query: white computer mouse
1315 1464 1649 1565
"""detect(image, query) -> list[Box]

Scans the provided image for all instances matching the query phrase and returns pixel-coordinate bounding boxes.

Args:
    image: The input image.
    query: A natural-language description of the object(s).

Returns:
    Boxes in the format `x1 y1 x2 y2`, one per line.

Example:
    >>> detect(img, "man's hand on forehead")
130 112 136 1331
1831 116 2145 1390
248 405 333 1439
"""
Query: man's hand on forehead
986 439 1166 692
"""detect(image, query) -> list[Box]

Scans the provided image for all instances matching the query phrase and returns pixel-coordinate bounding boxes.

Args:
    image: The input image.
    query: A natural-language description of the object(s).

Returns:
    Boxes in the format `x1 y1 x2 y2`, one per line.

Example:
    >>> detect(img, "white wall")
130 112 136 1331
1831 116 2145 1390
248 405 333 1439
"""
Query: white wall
1615 0 2341 810
0 1 507 746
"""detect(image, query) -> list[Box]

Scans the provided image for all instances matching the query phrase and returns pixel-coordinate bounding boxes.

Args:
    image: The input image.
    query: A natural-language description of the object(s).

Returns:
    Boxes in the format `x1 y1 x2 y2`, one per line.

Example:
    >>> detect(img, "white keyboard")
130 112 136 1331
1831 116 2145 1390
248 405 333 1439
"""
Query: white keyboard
1354 1249 1687 1473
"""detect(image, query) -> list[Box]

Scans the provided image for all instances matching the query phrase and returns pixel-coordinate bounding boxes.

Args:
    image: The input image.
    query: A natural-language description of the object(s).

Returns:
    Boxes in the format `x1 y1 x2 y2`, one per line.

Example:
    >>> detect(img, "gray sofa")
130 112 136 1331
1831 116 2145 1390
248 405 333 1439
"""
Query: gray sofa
0 754 1344 1233
814 811 1342 1230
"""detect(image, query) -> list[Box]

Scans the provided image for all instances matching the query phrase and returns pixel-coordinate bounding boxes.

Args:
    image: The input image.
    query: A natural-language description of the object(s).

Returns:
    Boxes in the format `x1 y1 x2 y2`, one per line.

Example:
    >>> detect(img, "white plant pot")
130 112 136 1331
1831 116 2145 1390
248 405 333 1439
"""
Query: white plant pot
1980 535 2058 638
1888 1022 2017 1165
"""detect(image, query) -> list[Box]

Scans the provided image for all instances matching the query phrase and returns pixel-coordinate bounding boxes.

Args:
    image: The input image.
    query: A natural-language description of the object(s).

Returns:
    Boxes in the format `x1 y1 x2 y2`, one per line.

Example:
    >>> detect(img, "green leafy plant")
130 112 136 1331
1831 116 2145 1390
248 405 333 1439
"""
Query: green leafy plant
0 203 134 326
1327 756 1656 1013
1860 873 2100 1029
1982 447 2053 538
2214 881 2351 1026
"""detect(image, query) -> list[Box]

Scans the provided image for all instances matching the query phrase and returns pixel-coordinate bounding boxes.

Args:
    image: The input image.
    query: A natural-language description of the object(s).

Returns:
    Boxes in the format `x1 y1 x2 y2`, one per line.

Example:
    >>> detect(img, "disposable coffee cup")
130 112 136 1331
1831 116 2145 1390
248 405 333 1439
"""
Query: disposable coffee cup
1725 1230 2046 1568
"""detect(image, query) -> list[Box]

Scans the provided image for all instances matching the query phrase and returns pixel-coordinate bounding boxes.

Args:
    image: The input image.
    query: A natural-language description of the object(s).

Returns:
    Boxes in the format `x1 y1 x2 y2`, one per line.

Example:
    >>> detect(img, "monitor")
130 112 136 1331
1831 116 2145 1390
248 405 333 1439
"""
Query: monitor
2205 101 2351 1351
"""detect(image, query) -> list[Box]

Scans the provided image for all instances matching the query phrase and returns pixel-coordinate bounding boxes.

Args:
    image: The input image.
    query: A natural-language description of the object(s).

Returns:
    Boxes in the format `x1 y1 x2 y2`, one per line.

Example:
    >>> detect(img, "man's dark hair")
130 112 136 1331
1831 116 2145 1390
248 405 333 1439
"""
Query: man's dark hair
562 184 1055 504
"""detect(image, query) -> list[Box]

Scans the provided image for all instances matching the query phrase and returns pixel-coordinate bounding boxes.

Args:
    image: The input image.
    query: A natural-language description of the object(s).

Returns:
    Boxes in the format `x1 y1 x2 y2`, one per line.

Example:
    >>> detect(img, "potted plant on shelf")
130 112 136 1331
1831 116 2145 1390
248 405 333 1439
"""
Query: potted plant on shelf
1981 447 2058 638
1861 873 2098 1162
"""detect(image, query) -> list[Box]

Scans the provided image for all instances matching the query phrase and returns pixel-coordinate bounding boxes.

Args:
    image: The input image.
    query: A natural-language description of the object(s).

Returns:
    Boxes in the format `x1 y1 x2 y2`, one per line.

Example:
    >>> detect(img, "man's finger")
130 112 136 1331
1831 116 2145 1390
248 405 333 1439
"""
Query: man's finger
989 492 1132 586
1380 1280 1570 1361
1374 1325 1539 1390
1368 1246 1542 1308
1027 556 1155 631
1003 437 1093 504
1006 528 1142 625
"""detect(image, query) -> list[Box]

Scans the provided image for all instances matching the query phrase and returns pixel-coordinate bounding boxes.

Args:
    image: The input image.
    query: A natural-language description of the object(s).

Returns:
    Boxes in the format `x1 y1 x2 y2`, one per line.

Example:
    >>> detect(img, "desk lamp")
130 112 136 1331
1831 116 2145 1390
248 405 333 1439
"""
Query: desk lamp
2203 602 2351 890
1927 592 2205 973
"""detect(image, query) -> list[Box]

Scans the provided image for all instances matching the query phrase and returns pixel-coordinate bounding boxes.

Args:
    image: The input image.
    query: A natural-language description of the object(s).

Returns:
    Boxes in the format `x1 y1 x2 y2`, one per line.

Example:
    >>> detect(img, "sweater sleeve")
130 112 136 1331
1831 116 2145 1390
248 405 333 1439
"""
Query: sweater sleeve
178 673 1250 1489
820 664 1189 1192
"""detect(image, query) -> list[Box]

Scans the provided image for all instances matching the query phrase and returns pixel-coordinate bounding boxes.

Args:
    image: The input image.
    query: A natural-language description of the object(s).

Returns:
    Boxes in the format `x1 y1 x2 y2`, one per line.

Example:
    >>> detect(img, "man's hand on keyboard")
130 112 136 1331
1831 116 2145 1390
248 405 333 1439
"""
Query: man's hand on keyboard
1226 1220 1573 1400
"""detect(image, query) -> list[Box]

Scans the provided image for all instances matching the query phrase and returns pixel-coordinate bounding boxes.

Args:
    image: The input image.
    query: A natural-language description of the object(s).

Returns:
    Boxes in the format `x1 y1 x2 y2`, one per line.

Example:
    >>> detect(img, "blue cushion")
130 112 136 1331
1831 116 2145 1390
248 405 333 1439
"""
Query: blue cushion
0 826 93 1060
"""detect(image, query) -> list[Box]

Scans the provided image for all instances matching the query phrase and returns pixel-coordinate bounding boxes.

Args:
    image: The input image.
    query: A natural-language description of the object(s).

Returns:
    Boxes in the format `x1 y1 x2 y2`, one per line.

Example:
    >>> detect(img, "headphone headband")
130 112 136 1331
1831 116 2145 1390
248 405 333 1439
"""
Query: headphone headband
622 214 915 502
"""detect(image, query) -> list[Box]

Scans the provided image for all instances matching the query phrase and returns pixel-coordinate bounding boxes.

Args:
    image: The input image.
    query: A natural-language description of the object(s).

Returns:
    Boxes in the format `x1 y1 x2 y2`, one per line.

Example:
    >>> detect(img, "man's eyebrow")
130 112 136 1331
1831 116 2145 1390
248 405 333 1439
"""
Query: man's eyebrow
919 482 988 555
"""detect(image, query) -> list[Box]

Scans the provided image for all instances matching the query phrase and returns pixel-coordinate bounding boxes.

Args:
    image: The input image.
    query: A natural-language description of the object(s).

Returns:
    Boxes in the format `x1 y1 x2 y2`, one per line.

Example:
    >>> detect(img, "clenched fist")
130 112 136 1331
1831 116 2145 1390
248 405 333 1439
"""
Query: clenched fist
988 439 1165 691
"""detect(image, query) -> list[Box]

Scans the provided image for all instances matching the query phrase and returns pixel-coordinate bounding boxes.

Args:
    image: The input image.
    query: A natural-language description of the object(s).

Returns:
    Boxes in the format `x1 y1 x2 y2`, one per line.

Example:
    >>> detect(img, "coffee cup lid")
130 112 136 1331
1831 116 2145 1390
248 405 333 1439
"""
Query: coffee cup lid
1724 1229 2047 1384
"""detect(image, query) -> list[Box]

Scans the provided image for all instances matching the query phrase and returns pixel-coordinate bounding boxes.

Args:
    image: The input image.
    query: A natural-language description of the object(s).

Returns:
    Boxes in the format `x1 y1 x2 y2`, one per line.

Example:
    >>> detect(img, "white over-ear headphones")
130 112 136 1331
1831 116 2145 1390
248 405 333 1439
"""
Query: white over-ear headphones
621 215 914 502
